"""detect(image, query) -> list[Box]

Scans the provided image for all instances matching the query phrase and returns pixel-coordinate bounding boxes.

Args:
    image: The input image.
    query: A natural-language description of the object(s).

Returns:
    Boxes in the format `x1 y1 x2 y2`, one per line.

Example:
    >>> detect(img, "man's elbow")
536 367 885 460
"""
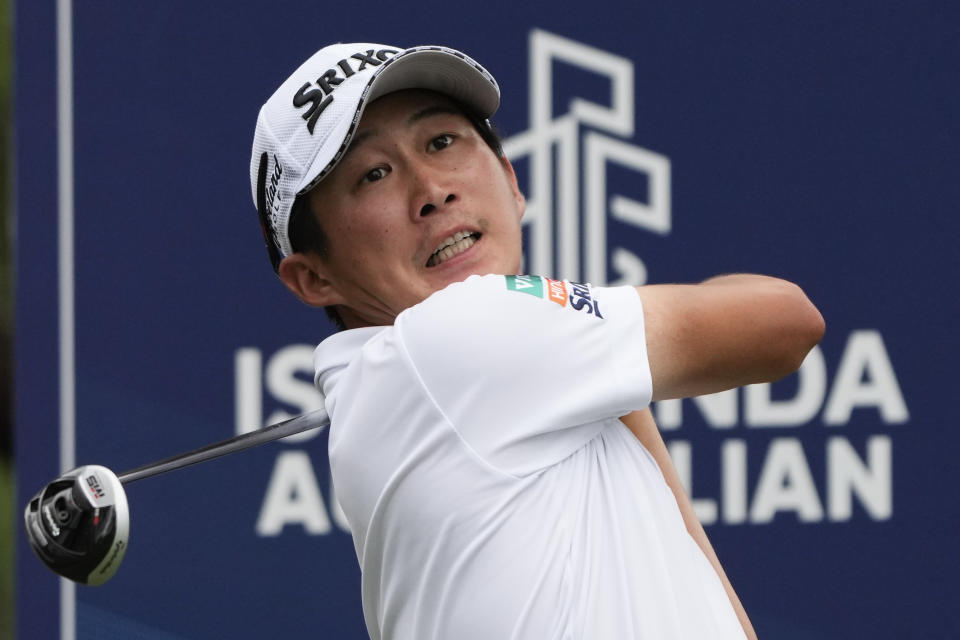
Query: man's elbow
770 281 826 378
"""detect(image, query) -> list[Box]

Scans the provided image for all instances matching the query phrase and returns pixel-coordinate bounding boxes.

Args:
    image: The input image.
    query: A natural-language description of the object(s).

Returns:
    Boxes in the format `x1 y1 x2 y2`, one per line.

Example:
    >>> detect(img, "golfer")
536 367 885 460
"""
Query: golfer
250 42 824 639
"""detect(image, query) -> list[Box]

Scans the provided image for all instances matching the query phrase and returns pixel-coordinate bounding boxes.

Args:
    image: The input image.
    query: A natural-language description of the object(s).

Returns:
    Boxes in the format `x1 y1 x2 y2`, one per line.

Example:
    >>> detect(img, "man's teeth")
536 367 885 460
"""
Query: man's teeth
427 231 478 267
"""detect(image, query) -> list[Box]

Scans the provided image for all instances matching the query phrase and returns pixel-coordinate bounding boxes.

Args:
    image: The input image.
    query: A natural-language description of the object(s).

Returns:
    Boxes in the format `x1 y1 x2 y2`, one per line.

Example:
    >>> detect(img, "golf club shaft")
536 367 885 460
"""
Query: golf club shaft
117 408 330 484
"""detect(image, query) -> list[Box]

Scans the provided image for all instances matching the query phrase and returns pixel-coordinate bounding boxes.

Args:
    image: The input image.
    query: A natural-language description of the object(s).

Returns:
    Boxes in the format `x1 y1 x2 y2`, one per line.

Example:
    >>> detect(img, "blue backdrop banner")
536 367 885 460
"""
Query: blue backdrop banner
15 2 960 639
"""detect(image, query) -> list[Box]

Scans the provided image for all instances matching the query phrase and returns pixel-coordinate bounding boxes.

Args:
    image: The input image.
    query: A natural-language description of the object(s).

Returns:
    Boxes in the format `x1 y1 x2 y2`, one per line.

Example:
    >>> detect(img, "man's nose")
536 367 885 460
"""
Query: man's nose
410 165 457 219
419 194 457 217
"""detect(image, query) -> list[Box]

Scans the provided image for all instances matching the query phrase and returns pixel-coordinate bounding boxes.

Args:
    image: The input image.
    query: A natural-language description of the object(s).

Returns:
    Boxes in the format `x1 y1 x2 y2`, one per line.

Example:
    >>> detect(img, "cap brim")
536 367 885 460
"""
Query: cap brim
297 46 500 194
366 48 499 118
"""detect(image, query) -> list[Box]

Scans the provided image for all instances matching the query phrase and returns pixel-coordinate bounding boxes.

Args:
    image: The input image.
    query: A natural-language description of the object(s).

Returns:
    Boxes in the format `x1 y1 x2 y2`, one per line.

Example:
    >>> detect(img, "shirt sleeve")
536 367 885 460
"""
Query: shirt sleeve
395 274 652 477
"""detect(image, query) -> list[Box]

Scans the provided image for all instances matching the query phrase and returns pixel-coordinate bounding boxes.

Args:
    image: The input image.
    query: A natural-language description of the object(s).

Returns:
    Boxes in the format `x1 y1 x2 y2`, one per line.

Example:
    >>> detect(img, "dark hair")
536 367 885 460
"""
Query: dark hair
288 100 505 331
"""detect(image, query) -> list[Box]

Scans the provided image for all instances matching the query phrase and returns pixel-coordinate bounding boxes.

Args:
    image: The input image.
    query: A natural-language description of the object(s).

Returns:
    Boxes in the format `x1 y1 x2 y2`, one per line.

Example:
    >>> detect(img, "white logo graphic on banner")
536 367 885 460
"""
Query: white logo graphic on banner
503 29 670 285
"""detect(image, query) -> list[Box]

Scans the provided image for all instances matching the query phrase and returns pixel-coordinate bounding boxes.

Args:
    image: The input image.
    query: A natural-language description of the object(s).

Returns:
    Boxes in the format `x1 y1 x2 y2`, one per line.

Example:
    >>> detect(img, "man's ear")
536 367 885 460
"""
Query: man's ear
499 156 526 220
277 253 345 308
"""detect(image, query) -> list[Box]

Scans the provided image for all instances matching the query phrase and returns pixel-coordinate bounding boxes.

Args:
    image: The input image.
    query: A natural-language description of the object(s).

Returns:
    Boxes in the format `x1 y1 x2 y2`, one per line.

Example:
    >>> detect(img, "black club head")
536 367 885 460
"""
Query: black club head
24 465 130 586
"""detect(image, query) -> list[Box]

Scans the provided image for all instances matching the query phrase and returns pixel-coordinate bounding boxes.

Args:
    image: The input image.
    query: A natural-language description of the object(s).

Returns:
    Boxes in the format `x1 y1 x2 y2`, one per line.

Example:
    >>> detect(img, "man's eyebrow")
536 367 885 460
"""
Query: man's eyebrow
343 104 464 160
342 129 376 161
407 104 463 125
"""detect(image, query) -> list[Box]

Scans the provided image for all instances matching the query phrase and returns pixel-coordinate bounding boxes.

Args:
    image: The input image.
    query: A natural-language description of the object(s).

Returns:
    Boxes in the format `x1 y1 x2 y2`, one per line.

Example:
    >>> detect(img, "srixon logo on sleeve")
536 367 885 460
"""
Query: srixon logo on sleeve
505 275 604 319
292 48 400 134
568 281 603 318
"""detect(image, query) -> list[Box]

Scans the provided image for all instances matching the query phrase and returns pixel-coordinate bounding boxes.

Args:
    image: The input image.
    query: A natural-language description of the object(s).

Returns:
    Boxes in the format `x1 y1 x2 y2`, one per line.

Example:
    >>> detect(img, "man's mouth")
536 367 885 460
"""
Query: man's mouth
426 231 481 267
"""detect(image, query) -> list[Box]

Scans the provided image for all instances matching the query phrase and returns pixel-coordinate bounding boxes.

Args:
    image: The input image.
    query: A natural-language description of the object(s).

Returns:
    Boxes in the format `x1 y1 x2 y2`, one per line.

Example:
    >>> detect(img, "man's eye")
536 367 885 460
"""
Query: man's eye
363 167 388 183
429 134 454 151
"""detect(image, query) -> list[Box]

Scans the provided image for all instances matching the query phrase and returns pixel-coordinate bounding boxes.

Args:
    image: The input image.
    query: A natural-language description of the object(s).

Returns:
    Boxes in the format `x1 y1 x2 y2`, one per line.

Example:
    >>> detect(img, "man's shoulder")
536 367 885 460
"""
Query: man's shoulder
401 274 506 318
413 274 569 313
413 274 616 324
396 273 603 360
425 273 506 302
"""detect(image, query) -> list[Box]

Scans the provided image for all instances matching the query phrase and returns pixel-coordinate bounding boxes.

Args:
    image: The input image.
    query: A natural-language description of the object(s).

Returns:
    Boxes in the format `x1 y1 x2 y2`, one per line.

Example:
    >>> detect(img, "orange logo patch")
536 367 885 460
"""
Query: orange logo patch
546 278 568 306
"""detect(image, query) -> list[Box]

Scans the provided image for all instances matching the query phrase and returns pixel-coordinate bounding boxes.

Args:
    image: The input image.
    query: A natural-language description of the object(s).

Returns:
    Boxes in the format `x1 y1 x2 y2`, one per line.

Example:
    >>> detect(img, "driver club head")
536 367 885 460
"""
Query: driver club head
24 465 130 586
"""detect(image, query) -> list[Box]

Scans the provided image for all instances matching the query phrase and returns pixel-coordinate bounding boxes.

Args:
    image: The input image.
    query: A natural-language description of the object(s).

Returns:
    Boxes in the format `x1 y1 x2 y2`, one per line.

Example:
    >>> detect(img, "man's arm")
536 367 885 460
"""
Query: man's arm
621 409 758 640
625 273 822 638
636 274 825 402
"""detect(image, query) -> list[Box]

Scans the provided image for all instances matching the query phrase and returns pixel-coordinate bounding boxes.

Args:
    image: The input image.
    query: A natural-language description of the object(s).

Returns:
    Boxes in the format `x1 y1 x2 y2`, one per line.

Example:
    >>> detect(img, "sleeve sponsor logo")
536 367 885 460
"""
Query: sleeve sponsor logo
505 274 544 298
504 275 604 319
546 278 567 306
568 281 604 318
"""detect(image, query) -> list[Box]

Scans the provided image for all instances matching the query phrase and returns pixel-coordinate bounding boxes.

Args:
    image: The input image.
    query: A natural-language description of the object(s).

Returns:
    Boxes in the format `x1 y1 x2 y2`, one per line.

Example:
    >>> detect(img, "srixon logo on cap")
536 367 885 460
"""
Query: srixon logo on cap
292 48 400 134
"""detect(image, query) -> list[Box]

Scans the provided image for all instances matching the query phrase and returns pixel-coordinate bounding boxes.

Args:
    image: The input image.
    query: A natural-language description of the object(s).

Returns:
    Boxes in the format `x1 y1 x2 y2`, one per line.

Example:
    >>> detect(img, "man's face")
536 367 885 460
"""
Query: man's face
286 89 526 327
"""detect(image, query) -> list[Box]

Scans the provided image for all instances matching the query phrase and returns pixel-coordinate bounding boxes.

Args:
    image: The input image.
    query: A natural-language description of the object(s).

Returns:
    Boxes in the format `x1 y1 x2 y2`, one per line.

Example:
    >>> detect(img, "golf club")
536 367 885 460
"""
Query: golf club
24 407 330 585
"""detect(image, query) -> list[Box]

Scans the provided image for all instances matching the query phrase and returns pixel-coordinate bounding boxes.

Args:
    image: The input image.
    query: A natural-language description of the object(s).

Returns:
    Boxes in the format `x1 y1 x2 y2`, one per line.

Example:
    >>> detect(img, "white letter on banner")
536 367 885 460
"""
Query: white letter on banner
722 439 748 524
823 331 909 425
750 438 824 523
256 452 331 536
827 436 892 521
745 346 827 427
265 345 324 443
235 348 262 436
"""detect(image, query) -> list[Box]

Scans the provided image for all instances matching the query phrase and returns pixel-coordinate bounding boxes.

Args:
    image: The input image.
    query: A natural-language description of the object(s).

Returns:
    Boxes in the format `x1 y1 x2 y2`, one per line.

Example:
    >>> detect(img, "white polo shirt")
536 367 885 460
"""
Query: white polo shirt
314 274 745 640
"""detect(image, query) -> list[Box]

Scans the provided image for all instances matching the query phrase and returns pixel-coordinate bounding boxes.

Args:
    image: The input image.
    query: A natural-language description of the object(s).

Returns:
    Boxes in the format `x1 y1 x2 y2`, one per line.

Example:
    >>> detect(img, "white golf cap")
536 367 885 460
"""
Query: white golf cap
250 43 500 270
